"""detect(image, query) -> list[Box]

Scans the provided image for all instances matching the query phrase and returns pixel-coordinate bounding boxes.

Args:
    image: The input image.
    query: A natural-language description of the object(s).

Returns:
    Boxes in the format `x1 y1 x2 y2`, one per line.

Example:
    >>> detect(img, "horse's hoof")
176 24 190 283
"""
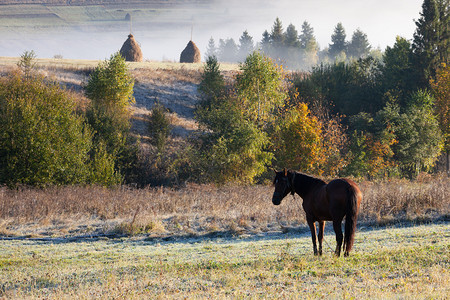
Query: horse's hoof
344 252 349 257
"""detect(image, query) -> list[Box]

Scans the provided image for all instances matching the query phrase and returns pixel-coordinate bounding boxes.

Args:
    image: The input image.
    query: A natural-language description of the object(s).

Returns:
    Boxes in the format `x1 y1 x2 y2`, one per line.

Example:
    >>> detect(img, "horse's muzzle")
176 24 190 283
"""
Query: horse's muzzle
272 192 281 205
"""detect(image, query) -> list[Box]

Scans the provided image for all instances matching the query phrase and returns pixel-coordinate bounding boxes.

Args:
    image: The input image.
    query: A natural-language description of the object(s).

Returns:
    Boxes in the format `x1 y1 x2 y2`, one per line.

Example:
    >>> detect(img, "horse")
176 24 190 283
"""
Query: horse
272 169 362 257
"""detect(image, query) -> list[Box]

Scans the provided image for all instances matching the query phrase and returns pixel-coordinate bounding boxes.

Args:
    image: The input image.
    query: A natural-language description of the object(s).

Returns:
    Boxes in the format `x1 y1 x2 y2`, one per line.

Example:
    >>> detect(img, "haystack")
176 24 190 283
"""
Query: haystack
180 40 201 63
119 34 143 62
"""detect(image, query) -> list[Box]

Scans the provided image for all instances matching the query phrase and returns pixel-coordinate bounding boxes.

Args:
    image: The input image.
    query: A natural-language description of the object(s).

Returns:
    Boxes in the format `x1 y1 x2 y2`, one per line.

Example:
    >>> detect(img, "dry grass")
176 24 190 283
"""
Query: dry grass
0 175 448 238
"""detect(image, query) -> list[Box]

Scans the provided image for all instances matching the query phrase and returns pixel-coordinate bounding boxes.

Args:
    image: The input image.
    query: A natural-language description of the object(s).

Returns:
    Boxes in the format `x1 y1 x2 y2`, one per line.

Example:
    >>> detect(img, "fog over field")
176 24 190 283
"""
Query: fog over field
0 0 423 61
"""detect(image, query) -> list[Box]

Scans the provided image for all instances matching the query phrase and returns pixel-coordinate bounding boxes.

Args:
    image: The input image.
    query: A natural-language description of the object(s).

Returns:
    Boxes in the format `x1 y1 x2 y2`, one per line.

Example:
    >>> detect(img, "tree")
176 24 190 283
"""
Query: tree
0 73 94 186
299 21 319 69
17 50 37 78
85 52 138 182
284 24 300 48
348 28 371 59
218 38 238 63
412 0 450 87
148 103 171 155
270 17 285 49
261 30 271 53
381 36 417 103
235 51 287 128
238 30 254 62
430 63 450 171
196 55 226 128
205 37 218 58
329 23 347 59
194 57 272 183
294 58 384 118
379 91 443 177
299 21 316 50
272 103 323 173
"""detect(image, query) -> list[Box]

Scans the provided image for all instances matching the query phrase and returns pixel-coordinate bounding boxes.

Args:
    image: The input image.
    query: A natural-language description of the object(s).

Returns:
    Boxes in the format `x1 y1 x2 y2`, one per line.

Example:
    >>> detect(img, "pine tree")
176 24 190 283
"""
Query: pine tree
299 21 319 68
270 17 285 48
412 0 449 87
382 36 416 103
348 29 371 59
299 21 316 50
205 37 217 59
284 24 300 48
261 30 271 53
329 22 347 59
218 38 238 63
238 30 254 61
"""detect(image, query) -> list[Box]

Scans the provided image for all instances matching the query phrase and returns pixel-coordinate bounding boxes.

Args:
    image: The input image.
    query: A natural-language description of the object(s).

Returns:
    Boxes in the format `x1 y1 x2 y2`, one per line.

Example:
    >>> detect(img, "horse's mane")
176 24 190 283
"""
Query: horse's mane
292 172 326 197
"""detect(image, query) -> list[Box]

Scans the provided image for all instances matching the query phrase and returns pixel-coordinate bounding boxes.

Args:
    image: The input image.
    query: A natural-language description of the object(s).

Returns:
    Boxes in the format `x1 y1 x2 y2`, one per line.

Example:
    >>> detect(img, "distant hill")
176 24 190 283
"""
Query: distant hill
0 0 207 6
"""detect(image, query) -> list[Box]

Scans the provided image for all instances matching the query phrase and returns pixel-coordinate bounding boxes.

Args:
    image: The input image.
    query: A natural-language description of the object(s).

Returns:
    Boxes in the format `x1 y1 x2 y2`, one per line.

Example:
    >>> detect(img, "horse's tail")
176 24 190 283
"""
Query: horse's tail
343 183 359 256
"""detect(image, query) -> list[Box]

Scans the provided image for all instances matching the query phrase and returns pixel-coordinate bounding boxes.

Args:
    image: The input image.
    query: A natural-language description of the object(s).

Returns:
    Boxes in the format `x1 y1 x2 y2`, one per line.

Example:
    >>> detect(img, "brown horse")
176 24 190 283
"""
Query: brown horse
272 169 362 257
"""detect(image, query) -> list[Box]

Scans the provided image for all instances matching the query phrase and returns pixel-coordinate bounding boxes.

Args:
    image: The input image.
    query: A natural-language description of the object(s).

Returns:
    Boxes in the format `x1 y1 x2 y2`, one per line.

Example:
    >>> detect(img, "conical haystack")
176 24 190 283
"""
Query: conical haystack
180 40 201 63
120 34 143 62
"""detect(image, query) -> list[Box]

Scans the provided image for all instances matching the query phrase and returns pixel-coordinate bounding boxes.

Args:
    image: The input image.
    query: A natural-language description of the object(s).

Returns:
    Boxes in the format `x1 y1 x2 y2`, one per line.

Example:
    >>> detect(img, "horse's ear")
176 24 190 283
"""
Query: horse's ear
283 168 287 176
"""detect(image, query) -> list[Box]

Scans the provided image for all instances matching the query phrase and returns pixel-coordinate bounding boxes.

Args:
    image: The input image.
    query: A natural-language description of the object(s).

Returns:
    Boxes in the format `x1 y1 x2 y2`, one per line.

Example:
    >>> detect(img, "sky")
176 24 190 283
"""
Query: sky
0 0 424 61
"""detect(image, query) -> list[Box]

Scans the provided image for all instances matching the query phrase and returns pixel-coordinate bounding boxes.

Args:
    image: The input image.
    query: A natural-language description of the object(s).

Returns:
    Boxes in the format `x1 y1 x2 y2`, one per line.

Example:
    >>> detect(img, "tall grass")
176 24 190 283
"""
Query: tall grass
0 175 448 237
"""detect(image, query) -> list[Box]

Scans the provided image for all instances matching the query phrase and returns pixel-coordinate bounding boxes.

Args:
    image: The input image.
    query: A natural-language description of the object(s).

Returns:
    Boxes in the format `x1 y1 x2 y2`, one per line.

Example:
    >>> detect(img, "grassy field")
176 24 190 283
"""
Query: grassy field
0 53 449 299
0 223 448 298
0 56 239 71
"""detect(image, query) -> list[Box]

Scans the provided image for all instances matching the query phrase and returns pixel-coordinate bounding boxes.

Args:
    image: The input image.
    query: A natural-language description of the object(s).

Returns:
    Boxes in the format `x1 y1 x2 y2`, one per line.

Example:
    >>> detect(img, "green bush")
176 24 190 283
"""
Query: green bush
0 73 93 186
148 102 171 154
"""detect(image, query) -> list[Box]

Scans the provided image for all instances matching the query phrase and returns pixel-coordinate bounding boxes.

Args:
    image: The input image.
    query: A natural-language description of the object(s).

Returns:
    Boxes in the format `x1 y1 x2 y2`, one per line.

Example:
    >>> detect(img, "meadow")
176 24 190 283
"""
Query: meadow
0 58 449 299
0 222 448 298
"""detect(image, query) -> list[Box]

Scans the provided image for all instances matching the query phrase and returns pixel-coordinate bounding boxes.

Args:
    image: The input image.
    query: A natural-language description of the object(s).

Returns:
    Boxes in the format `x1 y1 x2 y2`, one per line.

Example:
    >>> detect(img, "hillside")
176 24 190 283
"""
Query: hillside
0 56 240 138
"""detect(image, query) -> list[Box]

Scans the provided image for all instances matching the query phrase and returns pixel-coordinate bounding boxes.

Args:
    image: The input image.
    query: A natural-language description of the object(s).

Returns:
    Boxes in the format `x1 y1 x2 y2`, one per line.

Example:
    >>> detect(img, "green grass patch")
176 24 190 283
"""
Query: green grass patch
0 223 448 298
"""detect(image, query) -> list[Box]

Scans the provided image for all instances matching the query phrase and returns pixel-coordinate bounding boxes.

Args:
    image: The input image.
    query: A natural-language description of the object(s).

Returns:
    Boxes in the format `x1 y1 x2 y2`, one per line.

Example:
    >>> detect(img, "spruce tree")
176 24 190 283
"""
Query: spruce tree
270 17 285 49
412 0 449 87
205 37 218 59
348 29 371 59
284 24 300 48
261 30 271 53
329 22 347 59
238 30 254 61
299 21 316 50
218 38 238 63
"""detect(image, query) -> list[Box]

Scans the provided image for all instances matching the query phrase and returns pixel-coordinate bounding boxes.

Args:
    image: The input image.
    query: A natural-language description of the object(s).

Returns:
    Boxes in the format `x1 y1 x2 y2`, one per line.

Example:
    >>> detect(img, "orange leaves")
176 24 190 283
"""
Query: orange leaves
273 102 323 173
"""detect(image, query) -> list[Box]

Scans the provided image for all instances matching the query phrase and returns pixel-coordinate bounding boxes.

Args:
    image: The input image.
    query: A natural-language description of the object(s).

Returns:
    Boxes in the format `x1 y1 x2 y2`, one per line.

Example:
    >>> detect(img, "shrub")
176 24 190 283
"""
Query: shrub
148 103 172 154
0 73 93 186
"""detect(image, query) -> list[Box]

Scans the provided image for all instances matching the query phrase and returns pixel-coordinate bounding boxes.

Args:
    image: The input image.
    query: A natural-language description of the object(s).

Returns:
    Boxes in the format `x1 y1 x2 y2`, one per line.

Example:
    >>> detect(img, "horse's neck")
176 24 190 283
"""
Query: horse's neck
292 172 326 198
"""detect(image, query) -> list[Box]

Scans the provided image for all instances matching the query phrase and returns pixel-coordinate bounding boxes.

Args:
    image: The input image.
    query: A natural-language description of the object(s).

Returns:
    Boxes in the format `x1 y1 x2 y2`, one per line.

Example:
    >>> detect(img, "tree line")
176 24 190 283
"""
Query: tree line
200 0 449 181
0 0 448 187
206 18 374 69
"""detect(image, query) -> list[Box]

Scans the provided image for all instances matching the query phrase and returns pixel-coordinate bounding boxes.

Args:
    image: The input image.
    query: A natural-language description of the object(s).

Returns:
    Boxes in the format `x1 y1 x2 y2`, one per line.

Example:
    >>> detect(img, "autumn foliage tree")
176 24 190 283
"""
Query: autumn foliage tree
272 103 323 172
430 63 450 171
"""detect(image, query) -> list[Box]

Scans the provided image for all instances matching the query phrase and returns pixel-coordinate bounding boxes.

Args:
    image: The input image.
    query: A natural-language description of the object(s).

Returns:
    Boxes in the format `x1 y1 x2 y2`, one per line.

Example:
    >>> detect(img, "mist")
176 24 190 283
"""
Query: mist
0 0 423 61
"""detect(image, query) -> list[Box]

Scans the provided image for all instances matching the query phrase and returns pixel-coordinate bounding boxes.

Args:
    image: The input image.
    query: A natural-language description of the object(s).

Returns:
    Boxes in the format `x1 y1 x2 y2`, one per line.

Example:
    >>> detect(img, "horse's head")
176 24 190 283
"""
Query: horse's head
272 168 293 205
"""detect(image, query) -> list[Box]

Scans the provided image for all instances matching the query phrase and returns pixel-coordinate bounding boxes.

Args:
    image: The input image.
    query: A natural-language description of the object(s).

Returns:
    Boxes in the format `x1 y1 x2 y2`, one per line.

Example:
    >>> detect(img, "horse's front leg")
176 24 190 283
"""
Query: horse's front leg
318 221 325 256
307 219 318 255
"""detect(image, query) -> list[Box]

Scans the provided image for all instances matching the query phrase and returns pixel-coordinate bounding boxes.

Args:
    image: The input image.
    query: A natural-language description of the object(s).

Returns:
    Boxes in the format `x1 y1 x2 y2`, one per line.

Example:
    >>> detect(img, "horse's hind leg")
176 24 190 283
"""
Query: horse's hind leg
307 220 318 255
318 221 325 256
332 220 343 257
